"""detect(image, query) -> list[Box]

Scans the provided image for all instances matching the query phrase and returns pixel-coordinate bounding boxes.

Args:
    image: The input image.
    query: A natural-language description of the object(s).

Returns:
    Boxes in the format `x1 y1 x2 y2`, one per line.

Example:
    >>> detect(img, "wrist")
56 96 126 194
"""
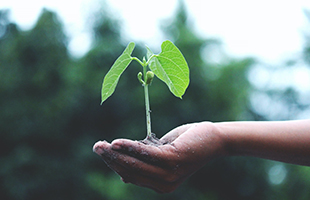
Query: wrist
199 121 229 157
213 122 238 157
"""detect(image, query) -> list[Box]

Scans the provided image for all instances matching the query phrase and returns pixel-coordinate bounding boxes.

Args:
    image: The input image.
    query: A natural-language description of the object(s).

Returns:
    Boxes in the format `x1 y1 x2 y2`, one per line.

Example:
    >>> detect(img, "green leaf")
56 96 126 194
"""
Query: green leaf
101 42 135 104
147 40 189 98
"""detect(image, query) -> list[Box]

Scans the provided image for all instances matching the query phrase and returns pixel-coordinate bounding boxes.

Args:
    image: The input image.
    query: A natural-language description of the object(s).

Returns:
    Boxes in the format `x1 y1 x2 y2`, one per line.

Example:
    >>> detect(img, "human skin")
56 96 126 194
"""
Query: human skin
93 119 310 193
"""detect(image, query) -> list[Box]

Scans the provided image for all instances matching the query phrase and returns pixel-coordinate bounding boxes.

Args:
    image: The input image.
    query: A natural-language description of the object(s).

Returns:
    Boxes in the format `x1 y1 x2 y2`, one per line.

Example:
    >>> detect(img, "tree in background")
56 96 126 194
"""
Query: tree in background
0 9 102 200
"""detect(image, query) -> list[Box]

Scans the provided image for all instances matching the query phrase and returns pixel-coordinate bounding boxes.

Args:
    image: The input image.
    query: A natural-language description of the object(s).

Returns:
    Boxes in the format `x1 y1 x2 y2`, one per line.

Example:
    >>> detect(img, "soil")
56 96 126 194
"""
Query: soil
140 133 166 146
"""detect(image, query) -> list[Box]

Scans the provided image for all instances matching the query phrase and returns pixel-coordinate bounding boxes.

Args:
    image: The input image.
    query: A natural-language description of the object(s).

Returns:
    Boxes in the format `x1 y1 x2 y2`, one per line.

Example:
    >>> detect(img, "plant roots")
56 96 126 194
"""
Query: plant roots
140 133 165 146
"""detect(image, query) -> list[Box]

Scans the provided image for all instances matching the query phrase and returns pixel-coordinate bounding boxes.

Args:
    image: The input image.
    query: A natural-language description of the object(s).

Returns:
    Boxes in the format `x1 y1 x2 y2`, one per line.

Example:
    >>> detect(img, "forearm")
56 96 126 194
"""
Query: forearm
215 120 310 166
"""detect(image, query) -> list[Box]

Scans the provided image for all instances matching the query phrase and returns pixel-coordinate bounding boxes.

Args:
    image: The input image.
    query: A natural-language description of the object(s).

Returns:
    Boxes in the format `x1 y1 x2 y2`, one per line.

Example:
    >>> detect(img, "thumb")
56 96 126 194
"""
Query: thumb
160 124 192 143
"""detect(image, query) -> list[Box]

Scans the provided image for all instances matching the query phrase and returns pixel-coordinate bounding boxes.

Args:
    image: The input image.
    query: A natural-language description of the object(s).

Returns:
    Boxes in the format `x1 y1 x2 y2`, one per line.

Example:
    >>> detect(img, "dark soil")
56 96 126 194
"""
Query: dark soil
140 133 166 146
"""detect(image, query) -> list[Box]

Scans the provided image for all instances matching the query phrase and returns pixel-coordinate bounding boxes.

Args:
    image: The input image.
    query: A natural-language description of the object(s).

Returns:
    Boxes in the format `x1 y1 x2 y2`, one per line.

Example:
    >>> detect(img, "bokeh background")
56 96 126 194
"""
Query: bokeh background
1 0 310 199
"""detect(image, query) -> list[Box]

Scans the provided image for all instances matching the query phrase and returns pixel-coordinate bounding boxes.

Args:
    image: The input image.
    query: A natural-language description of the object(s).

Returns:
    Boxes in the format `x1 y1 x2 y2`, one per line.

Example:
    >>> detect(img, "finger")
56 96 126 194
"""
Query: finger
102 153 183 193
93 141 151 177
93 141 186 193
93 140 110 156
110 139 177 165
94 140 176 178
96 152 183 193
105 152 174 181
93 140 122 166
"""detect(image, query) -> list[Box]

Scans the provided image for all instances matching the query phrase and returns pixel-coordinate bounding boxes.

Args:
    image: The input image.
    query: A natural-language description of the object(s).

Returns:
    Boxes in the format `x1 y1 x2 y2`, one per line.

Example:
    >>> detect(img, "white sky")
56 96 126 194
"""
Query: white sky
1 0 310 64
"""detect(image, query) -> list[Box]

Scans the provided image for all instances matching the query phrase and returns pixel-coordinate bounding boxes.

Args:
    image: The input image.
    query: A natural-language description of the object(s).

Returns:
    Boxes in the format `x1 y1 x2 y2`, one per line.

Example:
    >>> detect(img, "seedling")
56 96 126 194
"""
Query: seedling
101 40 189 143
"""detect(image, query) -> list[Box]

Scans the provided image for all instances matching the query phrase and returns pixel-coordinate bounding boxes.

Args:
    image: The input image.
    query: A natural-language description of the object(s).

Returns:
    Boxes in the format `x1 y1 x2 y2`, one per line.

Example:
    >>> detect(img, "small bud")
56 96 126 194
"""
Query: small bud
137 72 144 84
145 71 154 85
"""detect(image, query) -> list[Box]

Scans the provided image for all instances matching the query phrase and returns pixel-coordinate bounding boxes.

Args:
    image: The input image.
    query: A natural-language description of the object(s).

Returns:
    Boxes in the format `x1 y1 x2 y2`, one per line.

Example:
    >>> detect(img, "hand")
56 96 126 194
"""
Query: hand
93 122 225 193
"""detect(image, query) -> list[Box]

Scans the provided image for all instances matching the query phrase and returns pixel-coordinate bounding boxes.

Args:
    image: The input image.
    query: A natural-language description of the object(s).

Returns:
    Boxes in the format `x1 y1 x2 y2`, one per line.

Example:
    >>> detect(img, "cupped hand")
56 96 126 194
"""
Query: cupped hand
93 122 225 193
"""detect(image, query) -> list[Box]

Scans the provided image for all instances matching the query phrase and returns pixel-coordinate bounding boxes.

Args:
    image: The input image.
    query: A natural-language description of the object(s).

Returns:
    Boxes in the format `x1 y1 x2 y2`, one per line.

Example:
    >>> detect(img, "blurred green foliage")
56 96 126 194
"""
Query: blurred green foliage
0 2 310 200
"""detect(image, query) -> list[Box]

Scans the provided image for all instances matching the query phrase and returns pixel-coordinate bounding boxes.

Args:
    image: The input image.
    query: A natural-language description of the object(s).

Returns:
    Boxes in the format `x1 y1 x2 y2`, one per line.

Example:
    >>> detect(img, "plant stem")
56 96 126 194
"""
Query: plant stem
133 56 153 139
131 57 144 67
143 65 152 139
144 82 152 139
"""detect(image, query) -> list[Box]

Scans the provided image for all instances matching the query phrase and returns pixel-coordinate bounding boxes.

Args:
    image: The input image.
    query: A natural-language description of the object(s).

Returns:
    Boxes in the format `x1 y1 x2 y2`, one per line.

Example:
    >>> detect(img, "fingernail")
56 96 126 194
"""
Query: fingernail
93 147 104 155
93 142 99 152
92 141 107 154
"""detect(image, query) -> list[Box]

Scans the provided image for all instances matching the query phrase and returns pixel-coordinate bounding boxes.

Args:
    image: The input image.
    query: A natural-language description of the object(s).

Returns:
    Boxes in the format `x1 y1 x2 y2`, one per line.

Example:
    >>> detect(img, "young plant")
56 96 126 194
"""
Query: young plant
101 40 189 143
